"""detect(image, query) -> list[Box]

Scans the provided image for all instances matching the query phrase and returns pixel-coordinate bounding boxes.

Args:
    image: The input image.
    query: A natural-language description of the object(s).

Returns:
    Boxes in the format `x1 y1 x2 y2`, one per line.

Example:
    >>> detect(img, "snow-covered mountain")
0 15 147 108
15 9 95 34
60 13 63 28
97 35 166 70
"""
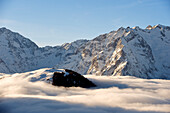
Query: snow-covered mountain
0 24 170 79
0 27 88 73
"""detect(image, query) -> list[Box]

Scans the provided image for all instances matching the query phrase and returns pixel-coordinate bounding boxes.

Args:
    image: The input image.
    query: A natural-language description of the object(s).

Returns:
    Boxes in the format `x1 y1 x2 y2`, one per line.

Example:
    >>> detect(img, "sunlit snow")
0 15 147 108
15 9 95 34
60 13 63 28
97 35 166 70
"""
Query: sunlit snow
0 68 170 113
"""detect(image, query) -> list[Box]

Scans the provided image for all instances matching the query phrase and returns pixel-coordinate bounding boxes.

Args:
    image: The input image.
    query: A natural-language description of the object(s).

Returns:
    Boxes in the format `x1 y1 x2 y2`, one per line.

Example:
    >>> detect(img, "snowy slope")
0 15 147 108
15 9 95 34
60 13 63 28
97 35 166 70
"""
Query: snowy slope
0 25 170 79
57 24 170 79
0 27 88 73
0 68 170 113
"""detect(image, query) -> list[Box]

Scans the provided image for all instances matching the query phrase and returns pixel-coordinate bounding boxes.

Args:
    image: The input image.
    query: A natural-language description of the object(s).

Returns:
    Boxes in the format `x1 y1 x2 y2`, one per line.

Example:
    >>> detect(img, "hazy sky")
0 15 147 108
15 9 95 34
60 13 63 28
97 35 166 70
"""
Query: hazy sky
0 0 170 46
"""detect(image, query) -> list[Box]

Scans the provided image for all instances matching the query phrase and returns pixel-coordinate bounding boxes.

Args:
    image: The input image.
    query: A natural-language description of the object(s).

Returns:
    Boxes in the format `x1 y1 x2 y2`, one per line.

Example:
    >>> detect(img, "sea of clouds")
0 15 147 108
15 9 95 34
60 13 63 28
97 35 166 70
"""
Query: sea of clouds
0 68 170 113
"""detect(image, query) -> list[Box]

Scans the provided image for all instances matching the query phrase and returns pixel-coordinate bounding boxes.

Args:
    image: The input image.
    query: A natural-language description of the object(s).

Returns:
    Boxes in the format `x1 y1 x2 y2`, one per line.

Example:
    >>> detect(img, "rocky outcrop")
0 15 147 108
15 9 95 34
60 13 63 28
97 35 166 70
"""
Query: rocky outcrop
52 69 96 88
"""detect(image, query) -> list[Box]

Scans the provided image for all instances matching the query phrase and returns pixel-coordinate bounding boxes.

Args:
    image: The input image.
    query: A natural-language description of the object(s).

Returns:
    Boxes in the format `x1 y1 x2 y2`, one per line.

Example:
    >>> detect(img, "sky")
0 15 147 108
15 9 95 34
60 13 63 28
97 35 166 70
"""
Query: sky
0 0 170 47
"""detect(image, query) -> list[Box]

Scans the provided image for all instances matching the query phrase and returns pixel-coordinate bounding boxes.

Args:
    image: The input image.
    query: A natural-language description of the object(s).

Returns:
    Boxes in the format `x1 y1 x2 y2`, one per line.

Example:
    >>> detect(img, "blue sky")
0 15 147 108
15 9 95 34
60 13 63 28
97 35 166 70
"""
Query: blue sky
0 0 170 46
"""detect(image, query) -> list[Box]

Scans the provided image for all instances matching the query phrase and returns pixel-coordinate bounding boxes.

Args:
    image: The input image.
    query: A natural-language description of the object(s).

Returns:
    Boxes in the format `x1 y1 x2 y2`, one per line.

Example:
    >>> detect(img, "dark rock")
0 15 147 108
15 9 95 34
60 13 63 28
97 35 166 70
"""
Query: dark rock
52 69 96 88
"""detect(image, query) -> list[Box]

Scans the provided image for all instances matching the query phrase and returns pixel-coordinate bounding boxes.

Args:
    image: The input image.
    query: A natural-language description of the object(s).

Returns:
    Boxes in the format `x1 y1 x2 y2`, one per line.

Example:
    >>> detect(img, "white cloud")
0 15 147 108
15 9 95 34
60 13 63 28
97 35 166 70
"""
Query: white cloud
0 68 170 113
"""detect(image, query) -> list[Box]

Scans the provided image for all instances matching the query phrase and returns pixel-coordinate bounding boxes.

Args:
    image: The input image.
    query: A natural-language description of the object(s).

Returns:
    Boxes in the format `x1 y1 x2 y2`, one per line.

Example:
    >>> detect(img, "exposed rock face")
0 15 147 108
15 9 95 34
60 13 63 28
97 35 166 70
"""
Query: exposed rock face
0 24 170 79
52 69 96 88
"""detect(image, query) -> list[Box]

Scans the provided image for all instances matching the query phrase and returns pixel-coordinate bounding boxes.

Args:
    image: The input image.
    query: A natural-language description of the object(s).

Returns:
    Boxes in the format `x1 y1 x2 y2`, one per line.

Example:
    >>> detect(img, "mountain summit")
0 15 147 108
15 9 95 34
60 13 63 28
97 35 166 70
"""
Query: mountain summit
0 24 170 79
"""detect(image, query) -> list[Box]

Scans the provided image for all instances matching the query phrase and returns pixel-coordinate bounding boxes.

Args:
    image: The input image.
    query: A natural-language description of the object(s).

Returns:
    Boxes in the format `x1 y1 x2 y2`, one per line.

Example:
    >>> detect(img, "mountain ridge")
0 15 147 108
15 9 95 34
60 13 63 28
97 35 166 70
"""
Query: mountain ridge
0 24 170 79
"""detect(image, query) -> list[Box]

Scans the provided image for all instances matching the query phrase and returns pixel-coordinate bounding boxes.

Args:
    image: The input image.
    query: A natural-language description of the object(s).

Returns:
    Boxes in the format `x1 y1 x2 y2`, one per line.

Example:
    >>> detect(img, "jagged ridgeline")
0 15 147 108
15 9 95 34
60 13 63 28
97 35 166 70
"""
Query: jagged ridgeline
0 24 170 79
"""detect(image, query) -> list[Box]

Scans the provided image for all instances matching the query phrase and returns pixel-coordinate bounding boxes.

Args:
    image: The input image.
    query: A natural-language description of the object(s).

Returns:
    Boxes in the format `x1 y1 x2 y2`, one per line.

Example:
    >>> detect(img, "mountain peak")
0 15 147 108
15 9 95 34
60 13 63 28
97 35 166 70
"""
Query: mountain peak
145 24 166 30
152 24 165 29
146 25 152 30
117 27 125 31
0 27 10 33
0 25 170 79
0 27 7 30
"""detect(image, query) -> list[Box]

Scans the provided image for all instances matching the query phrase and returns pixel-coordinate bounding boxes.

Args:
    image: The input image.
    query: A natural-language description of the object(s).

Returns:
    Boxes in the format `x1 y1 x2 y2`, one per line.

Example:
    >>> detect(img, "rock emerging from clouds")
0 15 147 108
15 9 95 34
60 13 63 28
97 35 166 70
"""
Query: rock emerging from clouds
52 69 96 88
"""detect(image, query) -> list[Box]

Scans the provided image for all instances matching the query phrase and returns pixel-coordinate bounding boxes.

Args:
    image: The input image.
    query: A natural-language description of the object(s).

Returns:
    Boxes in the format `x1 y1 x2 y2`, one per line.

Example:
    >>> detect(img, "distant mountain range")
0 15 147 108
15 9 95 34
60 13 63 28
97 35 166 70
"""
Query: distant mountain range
0 24 170 79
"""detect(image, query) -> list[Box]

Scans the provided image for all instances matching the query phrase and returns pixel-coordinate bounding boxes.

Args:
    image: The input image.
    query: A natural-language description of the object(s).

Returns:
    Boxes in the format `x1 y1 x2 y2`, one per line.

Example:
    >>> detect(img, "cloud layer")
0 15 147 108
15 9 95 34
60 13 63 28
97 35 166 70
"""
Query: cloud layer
0 68 170 113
